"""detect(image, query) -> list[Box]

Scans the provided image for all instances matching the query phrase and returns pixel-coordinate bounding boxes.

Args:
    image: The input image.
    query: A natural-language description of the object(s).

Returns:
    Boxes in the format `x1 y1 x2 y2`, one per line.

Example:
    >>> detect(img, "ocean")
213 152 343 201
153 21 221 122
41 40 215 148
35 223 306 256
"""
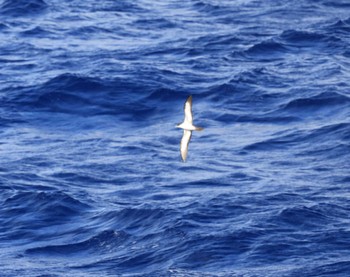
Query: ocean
0 0 350 276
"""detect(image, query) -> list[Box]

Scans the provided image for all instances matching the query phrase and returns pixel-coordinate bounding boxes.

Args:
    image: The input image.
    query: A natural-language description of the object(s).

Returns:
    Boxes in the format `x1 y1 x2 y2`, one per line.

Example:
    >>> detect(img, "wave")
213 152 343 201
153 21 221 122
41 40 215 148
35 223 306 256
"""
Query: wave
26 230 129 256
3 73 190 123
133 18 177 30
219 114 299 123
99 208 176 232
280 30 343 52
0 0 48 16
236 28 345 61
281 30 337 44
322 1 350 8
0 22 9 30
192 1 230 16
42 74 107 92
191 34 241 52
280 91 350 112
67 26 115 37
277 205 330 229
204 67 287 99
0 114 26 126
3 191 90 215
1 191 90 240
327 18 350 30
241 40 289 61
91 1 144 13
5 74 149 117
220 91 350 124
147 87 183 101
297 260 350 276
244 122 350 151
19 26 54 37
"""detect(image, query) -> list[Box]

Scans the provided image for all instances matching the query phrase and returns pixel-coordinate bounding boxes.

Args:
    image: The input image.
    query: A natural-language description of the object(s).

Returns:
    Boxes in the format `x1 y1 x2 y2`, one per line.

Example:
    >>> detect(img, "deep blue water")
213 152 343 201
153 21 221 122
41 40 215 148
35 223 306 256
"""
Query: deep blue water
1 0 350 276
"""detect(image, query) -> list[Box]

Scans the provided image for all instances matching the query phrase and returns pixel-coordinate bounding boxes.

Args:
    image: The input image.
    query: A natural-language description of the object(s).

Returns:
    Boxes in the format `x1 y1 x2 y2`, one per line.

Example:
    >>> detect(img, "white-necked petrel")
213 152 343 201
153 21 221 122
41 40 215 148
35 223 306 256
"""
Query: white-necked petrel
176 95 203 162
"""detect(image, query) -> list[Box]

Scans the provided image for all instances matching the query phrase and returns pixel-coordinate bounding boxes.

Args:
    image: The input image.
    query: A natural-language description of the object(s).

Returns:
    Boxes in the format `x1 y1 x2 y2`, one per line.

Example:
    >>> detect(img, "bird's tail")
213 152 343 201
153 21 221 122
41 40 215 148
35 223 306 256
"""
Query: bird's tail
195 126 204 131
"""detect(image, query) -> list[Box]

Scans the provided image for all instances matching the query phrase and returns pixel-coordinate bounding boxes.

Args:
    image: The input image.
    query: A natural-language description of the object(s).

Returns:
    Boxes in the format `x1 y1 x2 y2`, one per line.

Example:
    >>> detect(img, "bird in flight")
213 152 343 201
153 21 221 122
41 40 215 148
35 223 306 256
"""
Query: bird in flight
176 95 203 162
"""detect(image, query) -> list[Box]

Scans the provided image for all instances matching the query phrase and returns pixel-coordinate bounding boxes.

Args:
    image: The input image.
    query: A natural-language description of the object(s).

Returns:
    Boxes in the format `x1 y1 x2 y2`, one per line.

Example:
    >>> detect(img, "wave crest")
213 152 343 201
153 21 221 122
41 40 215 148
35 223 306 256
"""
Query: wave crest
0 0 48 16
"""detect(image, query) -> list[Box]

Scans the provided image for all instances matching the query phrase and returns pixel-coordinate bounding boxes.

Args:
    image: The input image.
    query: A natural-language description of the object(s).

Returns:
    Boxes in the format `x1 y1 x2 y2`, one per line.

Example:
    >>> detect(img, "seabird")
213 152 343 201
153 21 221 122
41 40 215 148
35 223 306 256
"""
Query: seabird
176 95 203 162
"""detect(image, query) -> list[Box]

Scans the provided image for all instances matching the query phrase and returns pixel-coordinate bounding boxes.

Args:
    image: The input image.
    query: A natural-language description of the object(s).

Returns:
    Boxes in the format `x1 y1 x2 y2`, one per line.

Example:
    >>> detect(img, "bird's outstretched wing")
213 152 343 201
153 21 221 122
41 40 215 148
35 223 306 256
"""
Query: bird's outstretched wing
184 95 193 124
180 130 192 162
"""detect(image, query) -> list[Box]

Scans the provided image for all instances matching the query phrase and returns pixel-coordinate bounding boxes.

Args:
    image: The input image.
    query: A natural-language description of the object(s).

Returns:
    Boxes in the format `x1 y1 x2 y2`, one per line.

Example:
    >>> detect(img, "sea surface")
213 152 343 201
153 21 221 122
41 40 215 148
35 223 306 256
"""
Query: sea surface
1 0 350 276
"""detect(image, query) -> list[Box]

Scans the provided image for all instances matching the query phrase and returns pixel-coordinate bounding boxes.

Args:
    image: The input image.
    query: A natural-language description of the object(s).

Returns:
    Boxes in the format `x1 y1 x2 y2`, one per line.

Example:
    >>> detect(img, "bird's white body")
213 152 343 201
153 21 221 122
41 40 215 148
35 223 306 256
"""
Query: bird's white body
177 121 200 131
176 95 203 162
